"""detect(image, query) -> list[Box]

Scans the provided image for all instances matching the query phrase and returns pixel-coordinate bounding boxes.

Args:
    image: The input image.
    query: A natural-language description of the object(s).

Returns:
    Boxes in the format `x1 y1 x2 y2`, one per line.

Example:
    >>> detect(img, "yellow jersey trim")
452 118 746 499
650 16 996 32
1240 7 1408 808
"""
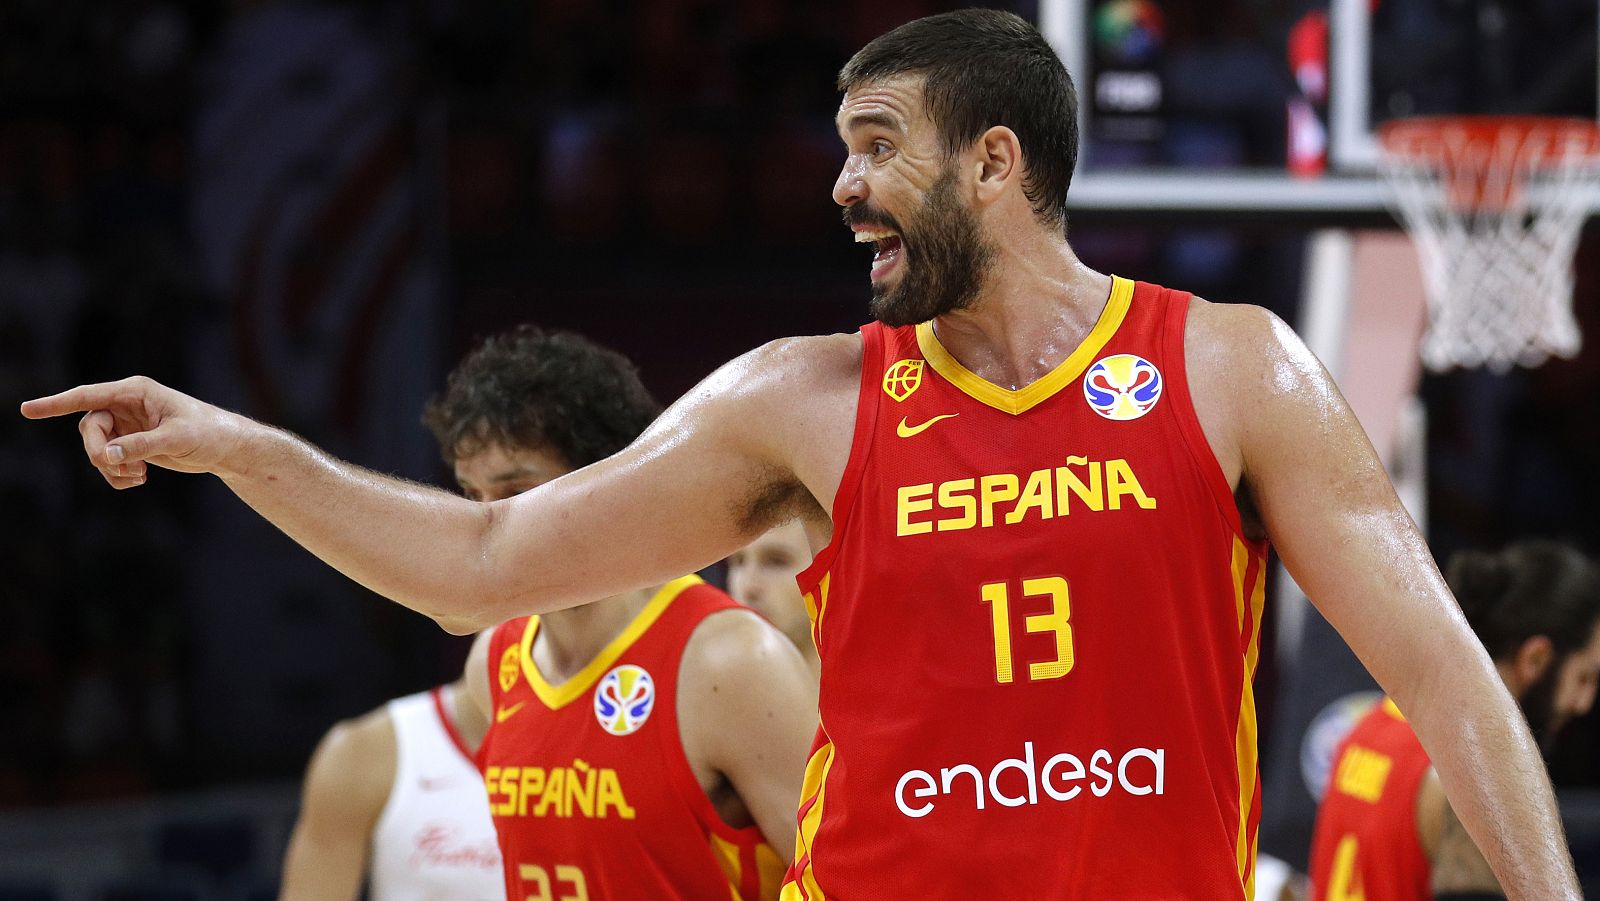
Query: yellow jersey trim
913 274 1135 415
519 575 704 710
790 738 837 900
1231 536 1267 897
1382 696 1407 721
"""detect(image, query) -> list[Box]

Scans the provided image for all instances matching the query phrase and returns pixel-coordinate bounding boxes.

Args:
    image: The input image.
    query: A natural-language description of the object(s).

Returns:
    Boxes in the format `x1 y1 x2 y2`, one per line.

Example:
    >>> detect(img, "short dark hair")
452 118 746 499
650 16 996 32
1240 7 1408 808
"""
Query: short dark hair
838 8 1079 230
1446 540 1600 661
422 325 661 469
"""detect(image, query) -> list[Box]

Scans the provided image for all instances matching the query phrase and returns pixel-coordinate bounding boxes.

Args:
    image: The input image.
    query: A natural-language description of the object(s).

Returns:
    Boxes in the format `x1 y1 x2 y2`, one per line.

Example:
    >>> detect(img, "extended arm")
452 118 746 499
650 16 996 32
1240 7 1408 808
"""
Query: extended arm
21 337 856 632
279 711 395 901
1189 304 1577 899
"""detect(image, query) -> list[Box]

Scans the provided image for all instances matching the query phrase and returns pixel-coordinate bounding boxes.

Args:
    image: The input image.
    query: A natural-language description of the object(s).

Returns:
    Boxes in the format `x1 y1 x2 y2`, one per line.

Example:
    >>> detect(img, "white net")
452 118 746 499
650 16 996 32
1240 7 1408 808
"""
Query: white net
1378 117 1600 372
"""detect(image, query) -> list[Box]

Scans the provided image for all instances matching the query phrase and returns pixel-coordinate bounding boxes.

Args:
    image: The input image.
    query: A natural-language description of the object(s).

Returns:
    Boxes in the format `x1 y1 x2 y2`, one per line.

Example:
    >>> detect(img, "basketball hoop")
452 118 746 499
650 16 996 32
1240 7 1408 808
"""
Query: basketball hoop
1377 116 1600 372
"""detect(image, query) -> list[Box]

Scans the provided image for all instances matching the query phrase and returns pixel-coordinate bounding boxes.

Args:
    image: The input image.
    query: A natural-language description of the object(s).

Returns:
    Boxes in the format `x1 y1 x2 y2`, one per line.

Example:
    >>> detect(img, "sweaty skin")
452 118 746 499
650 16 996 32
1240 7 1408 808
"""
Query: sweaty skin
21 74 1580 898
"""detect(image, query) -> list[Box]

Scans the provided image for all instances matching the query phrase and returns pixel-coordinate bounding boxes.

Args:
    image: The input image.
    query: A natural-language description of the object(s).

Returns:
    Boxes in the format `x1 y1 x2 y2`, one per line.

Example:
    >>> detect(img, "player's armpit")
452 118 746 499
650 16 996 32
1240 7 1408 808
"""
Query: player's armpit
678 608 818 858
1431 801 1505 898
278 710 396 901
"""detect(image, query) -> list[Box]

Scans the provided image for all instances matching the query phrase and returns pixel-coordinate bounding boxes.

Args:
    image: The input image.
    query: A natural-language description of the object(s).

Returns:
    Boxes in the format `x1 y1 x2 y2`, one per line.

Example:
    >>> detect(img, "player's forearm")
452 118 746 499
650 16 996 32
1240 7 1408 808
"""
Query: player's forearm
1404 660 1579 899
217 422 502 632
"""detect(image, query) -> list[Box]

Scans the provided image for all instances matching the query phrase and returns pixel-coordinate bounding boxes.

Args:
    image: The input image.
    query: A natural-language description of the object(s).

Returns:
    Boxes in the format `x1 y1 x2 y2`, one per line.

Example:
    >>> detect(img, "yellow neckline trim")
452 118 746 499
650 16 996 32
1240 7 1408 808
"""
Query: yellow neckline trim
519 575 703 710
914 274 1134 415
1381 697 1407 722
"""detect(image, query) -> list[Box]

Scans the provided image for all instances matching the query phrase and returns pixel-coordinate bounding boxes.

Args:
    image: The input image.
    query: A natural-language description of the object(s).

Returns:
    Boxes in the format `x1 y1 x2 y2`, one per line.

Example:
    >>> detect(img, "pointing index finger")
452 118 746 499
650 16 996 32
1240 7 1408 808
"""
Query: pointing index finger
20 382 133 420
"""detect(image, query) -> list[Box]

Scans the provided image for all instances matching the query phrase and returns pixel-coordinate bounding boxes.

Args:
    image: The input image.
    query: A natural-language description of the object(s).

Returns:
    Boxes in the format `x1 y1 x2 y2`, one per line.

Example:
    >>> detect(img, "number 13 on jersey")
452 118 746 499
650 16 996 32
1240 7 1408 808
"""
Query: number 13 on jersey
980 576 1074 684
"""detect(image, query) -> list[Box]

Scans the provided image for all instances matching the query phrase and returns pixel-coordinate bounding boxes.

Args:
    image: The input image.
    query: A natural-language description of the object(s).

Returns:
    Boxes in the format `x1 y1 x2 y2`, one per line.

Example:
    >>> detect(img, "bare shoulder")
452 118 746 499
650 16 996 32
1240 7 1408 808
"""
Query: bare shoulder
679 607 817 720
675 332 864 520
750 331 864 381
300 703 396 820
1180 299 1295 490
1182 297 1307 383
310 705 396 781
682 606 812 685
1183 297 1344 480
677 606 817 772
708 332 863 423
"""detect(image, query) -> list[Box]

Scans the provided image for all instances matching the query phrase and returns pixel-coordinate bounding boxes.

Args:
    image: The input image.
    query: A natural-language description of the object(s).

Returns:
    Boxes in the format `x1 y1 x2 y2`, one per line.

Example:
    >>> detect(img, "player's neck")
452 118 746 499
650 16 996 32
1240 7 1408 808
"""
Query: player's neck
929 239 1111 390
533 585 662 682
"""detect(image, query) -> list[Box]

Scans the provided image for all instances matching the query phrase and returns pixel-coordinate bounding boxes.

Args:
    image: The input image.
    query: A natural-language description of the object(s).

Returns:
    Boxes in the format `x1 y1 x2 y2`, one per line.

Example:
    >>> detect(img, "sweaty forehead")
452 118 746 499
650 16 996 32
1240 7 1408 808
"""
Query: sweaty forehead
836 75 928 133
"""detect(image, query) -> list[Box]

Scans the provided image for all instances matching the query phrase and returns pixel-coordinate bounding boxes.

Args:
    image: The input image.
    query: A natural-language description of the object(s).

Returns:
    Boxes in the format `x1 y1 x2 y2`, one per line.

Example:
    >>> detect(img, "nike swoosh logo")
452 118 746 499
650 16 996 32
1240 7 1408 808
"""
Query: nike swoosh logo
495 702 526 723
896 413 959 438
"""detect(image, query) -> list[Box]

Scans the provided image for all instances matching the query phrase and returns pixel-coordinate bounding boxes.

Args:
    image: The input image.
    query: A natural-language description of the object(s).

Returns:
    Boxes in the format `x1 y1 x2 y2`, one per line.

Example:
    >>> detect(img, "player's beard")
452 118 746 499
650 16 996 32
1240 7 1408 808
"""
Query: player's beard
1517 658 1566 754
857 167 998 328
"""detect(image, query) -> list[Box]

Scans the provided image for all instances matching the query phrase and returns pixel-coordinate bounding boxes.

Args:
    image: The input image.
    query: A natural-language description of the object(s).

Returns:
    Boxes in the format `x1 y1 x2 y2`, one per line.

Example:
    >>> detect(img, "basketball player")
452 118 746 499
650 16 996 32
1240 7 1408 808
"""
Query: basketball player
1309 541 1600 900
726 520 820 676
422 326 814 900
23 9 1583 898
279 678 503 901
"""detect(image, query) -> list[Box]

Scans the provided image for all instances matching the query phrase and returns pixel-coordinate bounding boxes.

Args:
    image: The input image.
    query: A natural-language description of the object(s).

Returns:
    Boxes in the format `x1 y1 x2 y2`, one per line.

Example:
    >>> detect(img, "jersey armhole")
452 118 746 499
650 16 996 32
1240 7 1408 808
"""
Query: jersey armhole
1160 291 1258 548
796 325 882 592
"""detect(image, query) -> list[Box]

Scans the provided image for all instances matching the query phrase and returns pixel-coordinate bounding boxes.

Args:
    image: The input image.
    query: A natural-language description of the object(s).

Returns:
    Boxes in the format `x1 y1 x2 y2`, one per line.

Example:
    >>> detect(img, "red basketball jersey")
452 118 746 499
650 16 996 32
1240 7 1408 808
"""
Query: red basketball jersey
784 276 1269 899
1308 698 1433 901
482 576 786 901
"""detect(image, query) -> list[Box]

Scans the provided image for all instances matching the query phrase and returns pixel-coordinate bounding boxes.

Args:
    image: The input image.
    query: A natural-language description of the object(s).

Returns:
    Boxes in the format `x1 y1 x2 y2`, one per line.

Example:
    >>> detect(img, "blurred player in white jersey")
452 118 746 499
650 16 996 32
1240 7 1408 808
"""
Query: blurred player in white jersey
279 676 503 901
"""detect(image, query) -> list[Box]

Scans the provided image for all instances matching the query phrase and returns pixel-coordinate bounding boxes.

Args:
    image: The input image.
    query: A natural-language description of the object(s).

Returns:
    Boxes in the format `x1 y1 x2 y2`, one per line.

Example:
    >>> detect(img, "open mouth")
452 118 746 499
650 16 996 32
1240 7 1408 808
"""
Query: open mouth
854 228 903 281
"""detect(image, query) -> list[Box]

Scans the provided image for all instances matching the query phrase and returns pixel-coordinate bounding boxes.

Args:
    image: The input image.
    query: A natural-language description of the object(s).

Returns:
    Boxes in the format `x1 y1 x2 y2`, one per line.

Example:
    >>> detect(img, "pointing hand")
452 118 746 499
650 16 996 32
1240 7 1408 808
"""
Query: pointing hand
21 376 252 489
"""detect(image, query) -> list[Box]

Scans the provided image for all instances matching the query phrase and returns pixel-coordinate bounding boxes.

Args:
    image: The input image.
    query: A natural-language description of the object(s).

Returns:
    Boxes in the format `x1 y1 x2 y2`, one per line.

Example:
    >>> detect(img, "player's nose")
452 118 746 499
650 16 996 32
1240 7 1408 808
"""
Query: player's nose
834 155 867 207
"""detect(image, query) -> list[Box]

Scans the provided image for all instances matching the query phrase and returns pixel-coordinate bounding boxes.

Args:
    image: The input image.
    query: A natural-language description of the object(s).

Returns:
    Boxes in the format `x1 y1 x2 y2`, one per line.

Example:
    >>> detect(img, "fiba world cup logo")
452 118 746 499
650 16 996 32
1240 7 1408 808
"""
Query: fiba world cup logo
594 665 655 736
1083 354 1163 421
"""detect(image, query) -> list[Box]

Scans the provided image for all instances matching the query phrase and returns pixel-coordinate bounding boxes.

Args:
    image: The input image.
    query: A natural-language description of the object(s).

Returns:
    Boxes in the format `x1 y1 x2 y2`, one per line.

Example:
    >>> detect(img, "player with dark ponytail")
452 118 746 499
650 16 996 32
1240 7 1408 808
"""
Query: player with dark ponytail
1311 540 1600 900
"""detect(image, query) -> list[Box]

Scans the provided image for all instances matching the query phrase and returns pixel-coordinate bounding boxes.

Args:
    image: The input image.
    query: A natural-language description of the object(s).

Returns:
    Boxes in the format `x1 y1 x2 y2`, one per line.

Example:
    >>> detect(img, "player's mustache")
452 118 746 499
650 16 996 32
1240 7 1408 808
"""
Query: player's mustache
843 205 904 235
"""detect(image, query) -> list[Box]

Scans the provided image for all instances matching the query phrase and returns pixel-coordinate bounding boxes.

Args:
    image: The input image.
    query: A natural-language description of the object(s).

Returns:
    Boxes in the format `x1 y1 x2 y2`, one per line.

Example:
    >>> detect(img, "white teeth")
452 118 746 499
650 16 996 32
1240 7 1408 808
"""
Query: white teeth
854 229 897 243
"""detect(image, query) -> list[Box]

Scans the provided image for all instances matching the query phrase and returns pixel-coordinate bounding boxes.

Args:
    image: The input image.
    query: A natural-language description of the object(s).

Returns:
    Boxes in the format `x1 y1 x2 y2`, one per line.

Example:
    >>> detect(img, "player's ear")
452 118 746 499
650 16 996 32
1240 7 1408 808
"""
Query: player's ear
972 125 1021 205
1511 635 1555 688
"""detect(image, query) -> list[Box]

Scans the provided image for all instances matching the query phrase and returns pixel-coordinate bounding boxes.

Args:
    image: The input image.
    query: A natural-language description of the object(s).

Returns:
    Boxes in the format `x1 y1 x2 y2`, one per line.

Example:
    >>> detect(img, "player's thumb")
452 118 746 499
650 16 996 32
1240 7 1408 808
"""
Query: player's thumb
105 425 182 466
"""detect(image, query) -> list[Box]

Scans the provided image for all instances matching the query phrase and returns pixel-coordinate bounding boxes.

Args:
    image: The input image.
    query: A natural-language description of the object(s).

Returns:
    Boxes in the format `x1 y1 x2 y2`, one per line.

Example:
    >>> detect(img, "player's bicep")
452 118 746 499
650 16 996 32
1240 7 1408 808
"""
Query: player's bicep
1431 801 1505 898
1233 310 1476 697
